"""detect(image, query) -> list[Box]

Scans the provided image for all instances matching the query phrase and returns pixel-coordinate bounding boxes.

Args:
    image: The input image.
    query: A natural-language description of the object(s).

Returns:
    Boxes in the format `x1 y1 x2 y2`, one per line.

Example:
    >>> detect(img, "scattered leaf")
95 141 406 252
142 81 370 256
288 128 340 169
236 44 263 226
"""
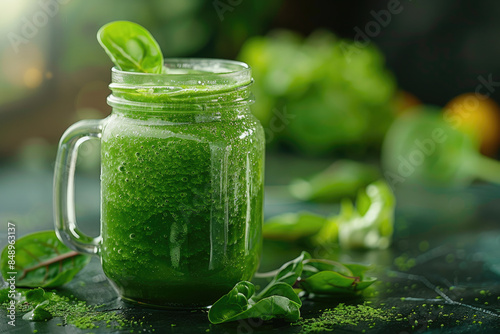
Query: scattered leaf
256 251 311 298
208 281 301 324
301 261 376 295
0 231 91 288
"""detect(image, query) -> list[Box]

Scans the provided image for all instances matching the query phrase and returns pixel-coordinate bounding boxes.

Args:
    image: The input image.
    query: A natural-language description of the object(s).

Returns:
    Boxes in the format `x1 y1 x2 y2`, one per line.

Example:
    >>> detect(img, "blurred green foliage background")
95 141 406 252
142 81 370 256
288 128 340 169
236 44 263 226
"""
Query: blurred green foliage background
0 0 280 157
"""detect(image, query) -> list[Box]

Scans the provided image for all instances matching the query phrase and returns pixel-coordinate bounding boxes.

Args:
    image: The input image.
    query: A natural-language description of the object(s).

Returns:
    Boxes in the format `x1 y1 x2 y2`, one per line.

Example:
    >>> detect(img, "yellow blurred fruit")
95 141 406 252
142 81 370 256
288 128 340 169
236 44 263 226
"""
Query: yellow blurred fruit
444 93 500 157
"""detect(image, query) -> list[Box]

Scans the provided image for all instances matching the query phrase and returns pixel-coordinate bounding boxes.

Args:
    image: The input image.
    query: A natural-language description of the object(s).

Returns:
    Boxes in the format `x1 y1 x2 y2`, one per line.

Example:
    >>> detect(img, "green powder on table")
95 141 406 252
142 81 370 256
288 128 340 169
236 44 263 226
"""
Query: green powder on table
1 289 140 330
294 302 394 333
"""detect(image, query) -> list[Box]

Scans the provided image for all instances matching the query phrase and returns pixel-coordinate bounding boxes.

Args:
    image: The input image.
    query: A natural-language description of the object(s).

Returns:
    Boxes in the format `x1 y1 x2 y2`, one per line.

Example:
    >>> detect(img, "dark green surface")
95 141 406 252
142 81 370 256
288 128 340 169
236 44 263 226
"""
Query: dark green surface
1 156 500 333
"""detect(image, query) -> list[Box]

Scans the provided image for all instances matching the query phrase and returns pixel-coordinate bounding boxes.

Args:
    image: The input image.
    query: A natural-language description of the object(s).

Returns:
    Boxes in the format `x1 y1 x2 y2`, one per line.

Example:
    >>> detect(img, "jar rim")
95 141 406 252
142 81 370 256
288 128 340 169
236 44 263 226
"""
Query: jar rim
108 58 253 111
111 58 251 86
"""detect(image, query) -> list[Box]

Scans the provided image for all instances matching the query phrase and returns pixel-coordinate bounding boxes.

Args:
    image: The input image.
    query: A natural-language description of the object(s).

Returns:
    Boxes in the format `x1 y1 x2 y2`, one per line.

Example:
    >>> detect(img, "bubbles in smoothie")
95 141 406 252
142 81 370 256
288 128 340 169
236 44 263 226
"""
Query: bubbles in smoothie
129 233 136 239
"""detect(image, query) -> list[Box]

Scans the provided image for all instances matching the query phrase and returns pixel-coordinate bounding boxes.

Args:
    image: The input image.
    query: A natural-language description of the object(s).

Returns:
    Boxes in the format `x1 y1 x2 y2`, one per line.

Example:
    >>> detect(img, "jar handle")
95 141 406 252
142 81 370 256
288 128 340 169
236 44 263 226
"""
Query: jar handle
54 119 103 255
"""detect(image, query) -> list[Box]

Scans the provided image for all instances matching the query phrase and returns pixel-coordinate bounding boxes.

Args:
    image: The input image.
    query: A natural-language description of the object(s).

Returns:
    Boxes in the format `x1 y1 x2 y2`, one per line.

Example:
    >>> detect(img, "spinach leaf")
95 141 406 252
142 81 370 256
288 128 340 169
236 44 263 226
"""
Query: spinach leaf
263 212 327 241
255 282 302 306
208 253 376 324
0 231 91 288
300 260 376 295
208 253 309 324
209 280 254 323
97 21 164 73
208 281 301 324
256 251 310 299
301 259 353 277
300 270 377 295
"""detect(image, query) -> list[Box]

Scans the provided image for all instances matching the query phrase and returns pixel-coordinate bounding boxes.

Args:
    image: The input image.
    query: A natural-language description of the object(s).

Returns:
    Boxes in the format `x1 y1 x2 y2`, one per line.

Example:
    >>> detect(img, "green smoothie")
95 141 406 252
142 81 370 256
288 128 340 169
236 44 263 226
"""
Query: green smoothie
100 61 264 307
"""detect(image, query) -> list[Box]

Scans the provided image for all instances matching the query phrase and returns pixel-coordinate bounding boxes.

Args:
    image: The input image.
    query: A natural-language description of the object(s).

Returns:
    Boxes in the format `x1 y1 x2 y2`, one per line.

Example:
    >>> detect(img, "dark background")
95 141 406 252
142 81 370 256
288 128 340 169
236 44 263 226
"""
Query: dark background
281 1 500 104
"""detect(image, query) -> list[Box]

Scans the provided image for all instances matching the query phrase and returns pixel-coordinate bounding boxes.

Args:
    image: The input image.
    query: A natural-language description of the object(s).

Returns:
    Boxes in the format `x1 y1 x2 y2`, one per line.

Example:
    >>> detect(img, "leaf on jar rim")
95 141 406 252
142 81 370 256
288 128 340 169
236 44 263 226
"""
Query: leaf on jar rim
97 21 164 74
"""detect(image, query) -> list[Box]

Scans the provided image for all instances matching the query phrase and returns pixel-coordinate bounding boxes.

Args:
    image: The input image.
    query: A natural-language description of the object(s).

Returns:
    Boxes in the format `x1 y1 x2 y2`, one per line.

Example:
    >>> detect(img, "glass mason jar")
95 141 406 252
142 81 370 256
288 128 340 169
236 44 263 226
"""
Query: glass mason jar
54 59 265 308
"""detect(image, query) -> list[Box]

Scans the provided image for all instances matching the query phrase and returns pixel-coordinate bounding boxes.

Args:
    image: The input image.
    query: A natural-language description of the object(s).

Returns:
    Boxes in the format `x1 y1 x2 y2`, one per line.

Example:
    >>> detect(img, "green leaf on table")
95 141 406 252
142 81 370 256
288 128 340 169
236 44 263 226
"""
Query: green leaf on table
313 180 395 250
302 259 353 277
208 253 311 324
263 212 327 241
208 281 301 324
208 252 377 324
269 251 311 285
97 21 164 73
300 261 376 295
256 251 311 298
0 231 91 288
208 281 254 324
255 282 302 305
